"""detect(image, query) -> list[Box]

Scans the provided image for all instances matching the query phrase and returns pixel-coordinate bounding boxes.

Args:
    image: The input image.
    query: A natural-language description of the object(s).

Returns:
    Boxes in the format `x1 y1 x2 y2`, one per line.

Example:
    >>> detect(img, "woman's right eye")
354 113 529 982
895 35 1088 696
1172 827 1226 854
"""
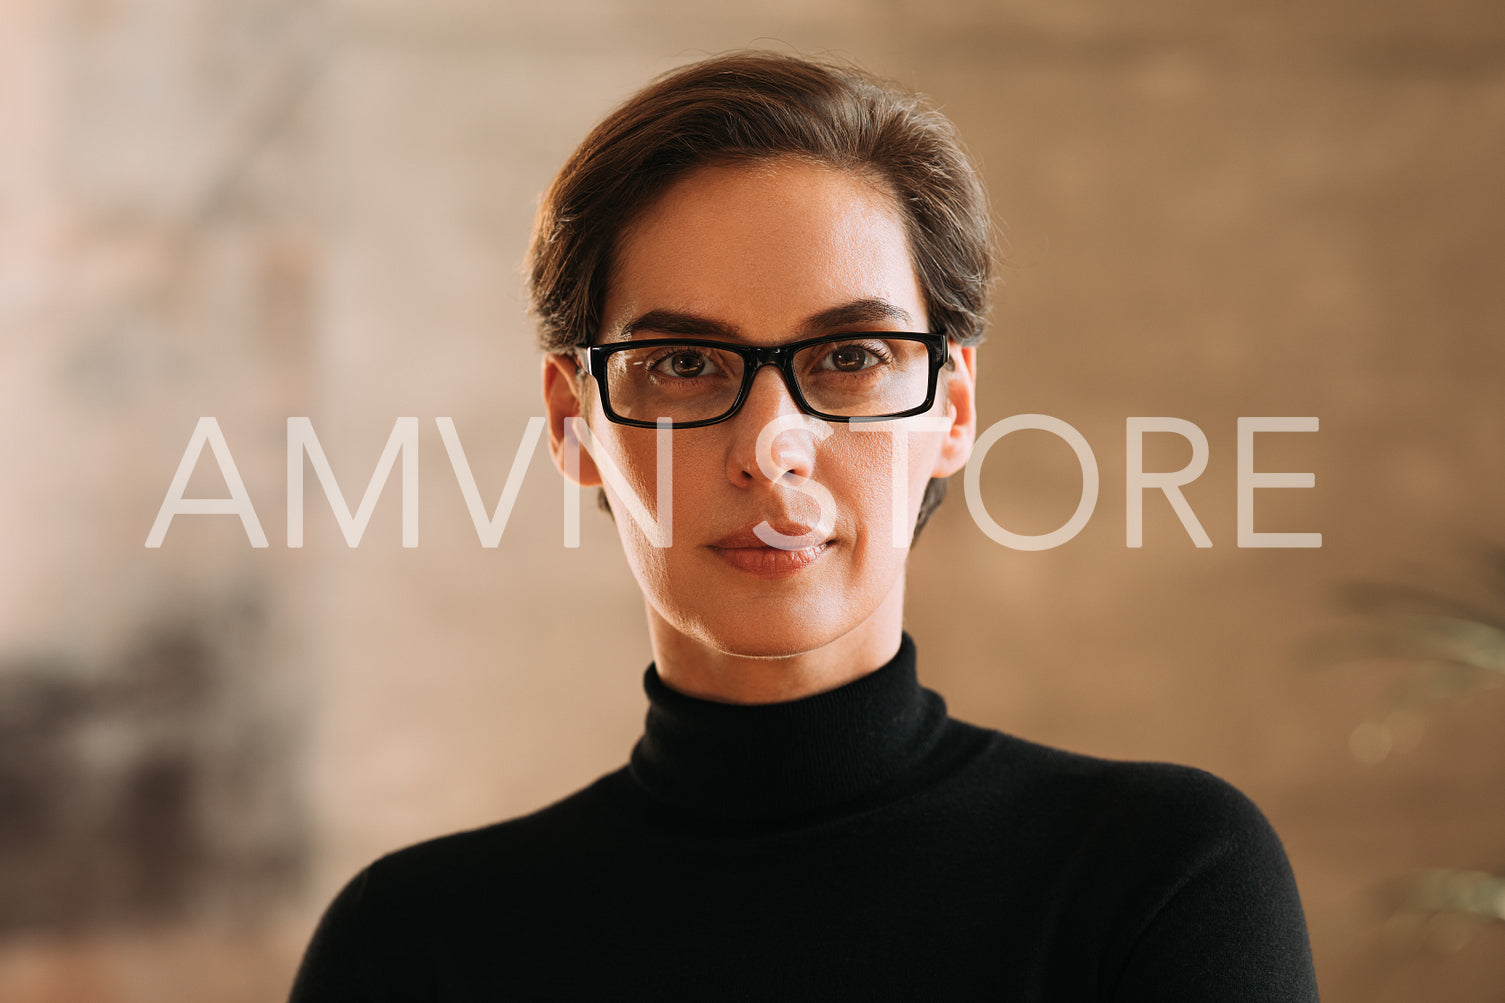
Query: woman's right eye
650 349 721 379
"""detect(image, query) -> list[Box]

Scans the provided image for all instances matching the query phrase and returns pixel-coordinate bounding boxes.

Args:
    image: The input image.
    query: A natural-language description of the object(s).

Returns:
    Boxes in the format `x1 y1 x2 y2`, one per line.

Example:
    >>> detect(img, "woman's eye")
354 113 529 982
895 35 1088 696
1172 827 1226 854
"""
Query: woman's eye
820 344 884 372
654 350 721 378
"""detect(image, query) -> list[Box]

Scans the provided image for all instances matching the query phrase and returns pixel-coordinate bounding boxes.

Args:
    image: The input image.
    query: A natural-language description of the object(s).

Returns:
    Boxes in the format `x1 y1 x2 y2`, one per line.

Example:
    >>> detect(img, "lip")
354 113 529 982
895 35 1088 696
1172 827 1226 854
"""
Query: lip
707 524 832 578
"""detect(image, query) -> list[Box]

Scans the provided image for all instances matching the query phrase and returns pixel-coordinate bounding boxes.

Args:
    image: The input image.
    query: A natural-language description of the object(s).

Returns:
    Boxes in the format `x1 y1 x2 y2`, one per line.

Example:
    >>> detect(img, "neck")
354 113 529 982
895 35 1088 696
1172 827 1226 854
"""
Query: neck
646 574 907 705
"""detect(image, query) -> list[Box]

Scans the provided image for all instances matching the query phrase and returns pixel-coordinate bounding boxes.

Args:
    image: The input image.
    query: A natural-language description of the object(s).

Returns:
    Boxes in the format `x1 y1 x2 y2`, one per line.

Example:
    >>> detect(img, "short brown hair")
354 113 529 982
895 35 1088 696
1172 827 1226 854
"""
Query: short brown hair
528 50 993 533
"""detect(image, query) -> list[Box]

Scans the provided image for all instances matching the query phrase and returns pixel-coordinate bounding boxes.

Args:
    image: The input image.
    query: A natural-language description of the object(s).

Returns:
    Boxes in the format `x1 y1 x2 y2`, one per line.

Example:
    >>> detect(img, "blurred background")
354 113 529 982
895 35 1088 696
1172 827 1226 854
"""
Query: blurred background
2 0 1504 999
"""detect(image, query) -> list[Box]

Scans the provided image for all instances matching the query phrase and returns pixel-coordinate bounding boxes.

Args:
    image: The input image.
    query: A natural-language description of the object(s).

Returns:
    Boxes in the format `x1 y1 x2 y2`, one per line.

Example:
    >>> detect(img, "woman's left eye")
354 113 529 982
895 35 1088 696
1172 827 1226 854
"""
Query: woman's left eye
818 343 886 372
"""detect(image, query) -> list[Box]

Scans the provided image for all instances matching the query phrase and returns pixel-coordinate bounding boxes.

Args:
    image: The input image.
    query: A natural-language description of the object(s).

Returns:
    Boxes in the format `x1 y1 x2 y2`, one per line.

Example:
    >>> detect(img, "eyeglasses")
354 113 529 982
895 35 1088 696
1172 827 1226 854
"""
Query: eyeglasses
581 331 949 428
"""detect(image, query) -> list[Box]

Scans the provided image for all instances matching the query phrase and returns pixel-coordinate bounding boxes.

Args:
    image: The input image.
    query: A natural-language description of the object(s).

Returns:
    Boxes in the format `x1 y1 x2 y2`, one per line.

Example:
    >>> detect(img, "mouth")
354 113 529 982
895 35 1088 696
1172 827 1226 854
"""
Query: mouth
707 525 833 578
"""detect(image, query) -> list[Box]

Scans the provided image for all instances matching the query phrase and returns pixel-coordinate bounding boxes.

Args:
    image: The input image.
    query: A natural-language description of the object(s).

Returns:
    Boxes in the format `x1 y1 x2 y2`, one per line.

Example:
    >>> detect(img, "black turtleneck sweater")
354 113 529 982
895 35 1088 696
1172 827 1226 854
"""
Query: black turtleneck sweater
289 636 1319 1001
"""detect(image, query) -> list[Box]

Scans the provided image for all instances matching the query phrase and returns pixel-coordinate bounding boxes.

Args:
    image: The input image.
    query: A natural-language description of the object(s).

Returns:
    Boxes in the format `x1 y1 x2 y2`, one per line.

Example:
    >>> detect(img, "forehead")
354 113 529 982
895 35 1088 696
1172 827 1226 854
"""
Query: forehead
602 158 926 342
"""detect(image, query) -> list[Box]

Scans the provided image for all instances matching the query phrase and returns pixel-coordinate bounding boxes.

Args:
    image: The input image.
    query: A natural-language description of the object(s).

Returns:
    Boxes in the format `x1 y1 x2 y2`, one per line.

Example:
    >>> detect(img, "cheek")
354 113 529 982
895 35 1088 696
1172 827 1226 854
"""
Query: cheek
597 425 722 569
827 429 941 537
593 420 673 514
590 423 676 583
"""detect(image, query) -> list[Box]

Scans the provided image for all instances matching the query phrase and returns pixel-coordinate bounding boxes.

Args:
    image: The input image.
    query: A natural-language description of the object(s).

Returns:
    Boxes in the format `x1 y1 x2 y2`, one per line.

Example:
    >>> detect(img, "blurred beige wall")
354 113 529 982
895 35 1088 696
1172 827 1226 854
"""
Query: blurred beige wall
2 0 1504 1000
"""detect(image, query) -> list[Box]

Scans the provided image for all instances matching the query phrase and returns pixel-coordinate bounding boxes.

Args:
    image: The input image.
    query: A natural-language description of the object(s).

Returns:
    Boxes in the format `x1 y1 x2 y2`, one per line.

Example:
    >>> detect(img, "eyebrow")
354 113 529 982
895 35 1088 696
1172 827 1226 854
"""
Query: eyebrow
614 298 917 342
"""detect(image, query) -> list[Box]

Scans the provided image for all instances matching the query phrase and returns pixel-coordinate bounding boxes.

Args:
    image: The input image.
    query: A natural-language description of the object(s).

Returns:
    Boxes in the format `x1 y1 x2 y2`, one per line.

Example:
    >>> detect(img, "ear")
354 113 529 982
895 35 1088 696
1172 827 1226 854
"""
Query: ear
929 344 977 479
542 353 602 487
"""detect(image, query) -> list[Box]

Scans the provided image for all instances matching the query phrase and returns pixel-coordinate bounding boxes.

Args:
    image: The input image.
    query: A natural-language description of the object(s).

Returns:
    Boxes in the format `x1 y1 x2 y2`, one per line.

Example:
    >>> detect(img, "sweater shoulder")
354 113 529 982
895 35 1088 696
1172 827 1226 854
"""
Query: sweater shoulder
288 770 633 1002
960 723 1275 836
937 721 1295 899
951 727 1317 998
371 766 630 880
313 766 633 927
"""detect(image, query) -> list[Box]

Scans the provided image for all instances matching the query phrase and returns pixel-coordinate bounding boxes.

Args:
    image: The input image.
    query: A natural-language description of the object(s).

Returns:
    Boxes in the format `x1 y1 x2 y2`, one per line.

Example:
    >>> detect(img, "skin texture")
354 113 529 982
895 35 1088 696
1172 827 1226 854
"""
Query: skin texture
543 158 976 704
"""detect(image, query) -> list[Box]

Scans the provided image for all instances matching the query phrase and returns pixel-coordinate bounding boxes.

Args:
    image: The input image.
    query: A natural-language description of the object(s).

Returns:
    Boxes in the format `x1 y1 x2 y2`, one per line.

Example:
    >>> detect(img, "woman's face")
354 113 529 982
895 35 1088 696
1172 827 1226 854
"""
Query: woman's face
545 158 976 678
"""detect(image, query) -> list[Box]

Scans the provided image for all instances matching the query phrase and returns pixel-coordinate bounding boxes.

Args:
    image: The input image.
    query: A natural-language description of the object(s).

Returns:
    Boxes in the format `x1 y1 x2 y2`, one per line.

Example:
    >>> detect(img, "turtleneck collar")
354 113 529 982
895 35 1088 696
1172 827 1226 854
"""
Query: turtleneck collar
627 633 950 823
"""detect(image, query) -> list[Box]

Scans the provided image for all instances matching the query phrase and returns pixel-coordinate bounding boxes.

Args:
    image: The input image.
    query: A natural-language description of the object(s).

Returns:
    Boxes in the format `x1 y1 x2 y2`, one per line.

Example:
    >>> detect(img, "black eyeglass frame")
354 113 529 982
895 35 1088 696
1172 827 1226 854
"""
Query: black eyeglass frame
580 331 950 429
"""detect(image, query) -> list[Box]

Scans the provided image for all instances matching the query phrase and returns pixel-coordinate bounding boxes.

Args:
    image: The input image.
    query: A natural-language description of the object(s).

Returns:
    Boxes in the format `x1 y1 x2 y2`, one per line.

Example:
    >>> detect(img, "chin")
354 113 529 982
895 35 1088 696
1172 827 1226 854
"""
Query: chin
683 608 853 660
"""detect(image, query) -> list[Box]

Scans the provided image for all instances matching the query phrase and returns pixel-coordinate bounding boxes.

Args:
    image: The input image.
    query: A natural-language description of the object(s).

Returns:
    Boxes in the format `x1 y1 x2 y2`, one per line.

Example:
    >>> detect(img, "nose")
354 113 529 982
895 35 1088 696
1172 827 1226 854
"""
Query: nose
725 364 817 488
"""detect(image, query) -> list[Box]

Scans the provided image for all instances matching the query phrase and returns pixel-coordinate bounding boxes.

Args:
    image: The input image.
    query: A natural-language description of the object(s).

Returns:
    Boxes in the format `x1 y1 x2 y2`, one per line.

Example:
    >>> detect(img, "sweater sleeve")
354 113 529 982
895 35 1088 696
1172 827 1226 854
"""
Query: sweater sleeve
1103 768 1320 1002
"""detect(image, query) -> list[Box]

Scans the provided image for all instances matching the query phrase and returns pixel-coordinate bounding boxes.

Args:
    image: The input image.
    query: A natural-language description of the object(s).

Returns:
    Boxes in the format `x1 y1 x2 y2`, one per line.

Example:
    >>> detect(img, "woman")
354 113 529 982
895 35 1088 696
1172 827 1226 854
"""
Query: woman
291 52 1319 1001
